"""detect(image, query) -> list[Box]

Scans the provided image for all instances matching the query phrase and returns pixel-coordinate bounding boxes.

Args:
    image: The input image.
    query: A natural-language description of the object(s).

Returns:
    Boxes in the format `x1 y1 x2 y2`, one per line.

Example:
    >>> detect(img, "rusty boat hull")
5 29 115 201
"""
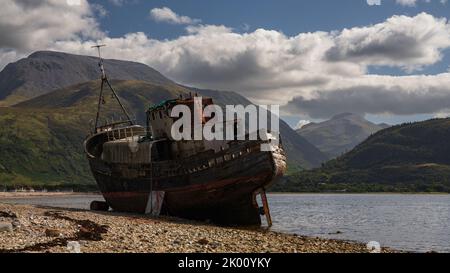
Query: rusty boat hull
84 126 287 226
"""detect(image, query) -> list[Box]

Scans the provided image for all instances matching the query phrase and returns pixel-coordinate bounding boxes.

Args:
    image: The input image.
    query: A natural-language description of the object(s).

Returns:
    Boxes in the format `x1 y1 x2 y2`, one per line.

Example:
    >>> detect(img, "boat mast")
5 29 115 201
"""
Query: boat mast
92 45 133 131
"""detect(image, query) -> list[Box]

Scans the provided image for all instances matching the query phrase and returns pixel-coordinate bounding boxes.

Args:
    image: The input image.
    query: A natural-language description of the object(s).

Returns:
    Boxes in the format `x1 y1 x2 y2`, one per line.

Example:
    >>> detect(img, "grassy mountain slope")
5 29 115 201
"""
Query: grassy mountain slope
297 113 388 159
0 51 172 105
1 80 187 187
0 107 92 187
273 118 450 193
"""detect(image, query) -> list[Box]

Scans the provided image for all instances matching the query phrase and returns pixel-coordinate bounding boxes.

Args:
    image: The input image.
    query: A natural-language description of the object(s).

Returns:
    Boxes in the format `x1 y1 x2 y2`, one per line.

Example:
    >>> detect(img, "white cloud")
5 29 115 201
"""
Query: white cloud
284 73 450 118
109 0 125 6
67 0 81 6
434 110 450 118
396 0 417 6
295 120 311 130
92 3 108 18
149 7 201 25
394 0 448 7
1 3 450 120
326 13 450 72
394 0 448 6
367 0 382 6
0 0 103 57
108 0 137 7
46 17 450 118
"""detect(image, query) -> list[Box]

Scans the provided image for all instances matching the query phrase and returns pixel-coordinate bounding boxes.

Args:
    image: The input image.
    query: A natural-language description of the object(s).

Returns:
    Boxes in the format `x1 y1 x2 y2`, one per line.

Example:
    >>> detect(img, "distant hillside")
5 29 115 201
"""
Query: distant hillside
16 79 187 121
273 118 450 193
0 51 172 106
297 113 389 159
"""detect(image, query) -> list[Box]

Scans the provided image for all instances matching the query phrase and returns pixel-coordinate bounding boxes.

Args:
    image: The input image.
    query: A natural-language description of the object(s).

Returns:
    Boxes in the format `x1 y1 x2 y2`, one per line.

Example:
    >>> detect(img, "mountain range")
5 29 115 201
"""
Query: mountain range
0 51 327 187
273 118 450 193
297 113 390 159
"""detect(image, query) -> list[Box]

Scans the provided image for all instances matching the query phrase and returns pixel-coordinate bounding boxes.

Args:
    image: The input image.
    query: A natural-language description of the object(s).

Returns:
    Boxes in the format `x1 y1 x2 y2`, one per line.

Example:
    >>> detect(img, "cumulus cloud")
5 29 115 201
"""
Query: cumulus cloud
108 0 139 7
396 0 417 6
67 12 448 109
149 7 201 25
0 0 103 66
434 110 450 118
47 25 347 105
91 3 108 18
284 74 450 118
1 3 450 120
109 0 126 6
326 13 450 72
367 0 382 6
394 0 448 6
367 0 446 7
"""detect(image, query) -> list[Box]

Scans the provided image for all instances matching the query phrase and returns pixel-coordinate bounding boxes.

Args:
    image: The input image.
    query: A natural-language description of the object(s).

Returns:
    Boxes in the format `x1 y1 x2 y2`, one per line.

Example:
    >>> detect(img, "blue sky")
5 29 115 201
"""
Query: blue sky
97 0 448 39
2 0 450 128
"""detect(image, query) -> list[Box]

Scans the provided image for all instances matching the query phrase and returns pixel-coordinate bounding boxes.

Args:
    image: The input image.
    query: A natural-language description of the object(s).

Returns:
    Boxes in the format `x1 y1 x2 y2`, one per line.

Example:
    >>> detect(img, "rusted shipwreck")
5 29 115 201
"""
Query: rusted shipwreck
83 47 287 226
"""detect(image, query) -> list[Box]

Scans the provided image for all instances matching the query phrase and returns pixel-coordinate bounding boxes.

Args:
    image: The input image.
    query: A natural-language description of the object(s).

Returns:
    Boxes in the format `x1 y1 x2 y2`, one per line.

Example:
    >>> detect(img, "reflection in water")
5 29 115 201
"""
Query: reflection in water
1 193 449 252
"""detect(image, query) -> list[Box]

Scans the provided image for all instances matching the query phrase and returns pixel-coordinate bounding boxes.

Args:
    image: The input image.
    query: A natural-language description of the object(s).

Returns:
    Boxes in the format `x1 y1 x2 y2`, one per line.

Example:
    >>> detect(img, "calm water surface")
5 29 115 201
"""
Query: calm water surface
1 193 449 252
268 194 450 253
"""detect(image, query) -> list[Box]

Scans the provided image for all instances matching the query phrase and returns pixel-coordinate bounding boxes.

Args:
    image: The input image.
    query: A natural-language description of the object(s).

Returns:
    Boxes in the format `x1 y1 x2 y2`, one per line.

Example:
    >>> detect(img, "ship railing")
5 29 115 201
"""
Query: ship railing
96 119 136 132
106 126 145 142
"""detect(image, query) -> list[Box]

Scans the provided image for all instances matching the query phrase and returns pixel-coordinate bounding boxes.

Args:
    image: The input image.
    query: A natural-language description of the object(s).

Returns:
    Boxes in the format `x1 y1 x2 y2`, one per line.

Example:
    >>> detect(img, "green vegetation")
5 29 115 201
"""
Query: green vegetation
0 80 187 189
271 166 450 193
273 118 450 193
0 107 93 187
296 113 388 159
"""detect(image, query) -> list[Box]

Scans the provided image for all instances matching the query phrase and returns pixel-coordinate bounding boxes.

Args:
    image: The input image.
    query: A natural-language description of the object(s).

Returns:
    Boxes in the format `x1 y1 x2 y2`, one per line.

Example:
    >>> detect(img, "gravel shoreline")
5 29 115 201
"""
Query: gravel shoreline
0 203 397 253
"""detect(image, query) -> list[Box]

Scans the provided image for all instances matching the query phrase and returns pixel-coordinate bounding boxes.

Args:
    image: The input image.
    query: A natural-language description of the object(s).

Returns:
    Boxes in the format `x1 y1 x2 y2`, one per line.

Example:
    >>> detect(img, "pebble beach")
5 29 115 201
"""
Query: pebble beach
0 202 397 253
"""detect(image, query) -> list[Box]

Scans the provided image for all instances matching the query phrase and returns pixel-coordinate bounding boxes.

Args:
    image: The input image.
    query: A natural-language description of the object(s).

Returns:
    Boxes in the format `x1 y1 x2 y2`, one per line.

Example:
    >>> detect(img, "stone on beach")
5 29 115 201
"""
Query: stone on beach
67 241 81 253
197 238 209 245
367 241 381 253
45 228 62 237
0 222 13 232
11 220 21 229
0 211 17 218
